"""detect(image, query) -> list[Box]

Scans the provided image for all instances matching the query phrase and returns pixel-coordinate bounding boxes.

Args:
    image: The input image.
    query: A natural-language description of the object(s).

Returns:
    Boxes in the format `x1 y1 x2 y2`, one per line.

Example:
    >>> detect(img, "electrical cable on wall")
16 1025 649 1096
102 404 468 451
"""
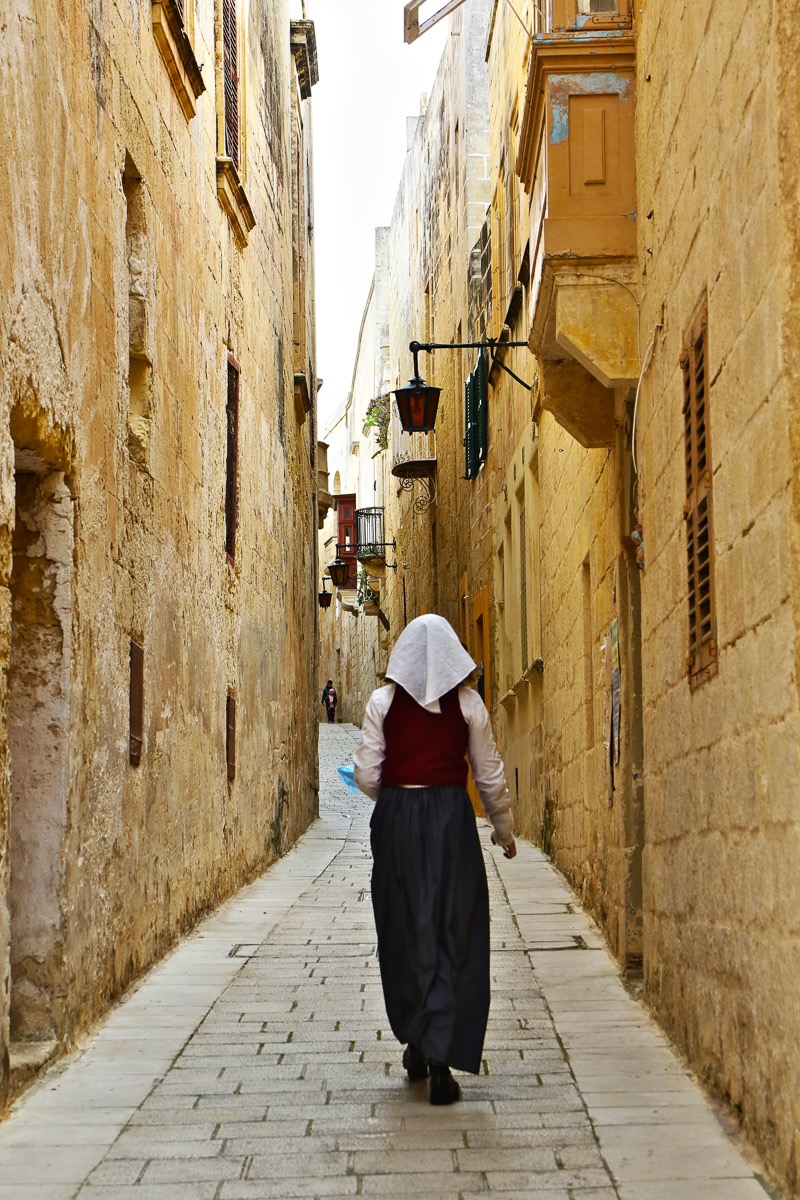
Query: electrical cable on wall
631 324 662 476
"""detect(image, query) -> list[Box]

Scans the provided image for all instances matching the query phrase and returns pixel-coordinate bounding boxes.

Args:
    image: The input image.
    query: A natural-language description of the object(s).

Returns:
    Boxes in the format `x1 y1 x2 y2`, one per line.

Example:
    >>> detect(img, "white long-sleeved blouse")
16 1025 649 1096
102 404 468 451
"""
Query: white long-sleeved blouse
352 683 514 847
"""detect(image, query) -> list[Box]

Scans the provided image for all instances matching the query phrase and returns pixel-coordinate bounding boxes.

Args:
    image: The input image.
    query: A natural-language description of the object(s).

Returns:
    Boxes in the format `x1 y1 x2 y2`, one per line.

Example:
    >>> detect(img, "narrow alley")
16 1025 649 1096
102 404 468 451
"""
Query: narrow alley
0 725 773 1200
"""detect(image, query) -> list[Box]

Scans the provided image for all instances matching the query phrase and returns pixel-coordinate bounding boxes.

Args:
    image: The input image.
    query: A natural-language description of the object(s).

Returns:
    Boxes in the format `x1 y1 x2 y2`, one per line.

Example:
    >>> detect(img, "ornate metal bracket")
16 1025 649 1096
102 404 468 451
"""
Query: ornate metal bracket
399 471 436 513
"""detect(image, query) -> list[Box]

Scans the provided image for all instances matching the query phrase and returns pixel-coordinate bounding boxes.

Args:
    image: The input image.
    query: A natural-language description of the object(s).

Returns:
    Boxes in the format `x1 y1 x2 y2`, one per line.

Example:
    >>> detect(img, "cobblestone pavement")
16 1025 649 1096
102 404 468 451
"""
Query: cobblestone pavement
0 723 777 1200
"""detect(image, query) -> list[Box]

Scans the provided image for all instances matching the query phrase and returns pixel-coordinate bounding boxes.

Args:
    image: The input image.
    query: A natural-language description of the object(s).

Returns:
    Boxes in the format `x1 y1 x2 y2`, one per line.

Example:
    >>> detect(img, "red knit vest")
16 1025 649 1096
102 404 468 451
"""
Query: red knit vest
381 684 469 788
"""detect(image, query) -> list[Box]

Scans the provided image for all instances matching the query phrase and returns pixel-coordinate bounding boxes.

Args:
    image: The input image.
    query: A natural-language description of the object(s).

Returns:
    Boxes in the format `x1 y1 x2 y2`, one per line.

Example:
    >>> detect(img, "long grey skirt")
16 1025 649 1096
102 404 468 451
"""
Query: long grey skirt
369 785 490 1074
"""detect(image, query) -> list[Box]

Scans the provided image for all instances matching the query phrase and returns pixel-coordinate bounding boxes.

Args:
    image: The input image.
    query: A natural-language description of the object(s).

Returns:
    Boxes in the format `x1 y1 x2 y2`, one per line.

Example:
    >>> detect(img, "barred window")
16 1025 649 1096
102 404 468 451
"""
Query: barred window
519 504 528 673
682 295 717 687
225 355 240 562
222 0 239 168
226 694 236 781
129 640 144 766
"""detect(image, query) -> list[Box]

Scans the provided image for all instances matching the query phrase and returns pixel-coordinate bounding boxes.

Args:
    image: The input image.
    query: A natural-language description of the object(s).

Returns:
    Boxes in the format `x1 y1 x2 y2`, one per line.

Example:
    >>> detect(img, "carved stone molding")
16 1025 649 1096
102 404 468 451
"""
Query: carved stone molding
216 157 256 248
151 0 205 120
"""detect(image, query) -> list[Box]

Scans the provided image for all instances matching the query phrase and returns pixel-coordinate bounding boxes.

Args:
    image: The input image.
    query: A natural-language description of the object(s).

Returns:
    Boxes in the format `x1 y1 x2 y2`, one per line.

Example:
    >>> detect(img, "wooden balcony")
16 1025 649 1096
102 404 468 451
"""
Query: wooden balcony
517 29 639 447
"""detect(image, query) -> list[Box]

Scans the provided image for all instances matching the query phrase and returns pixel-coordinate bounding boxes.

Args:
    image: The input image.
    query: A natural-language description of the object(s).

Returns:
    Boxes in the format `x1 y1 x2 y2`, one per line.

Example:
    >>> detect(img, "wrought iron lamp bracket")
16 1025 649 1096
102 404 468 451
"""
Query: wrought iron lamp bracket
409 338 533 392
399 472 436 513
340 541 398 572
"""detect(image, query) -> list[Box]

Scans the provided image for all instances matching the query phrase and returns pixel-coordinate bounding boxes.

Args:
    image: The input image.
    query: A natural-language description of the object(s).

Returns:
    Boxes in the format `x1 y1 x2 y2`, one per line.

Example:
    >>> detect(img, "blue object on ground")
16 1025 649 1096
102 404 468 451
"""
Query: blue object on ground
337 764 360 793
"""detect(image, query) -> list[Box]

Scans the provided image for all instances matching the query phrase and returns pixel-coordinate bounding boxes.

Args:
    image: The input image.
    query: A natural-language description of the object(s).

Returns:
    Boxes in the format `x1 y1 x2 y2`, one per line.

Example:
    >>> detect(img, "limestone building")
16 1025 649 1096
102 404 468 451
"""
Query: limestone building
318 230 393 724
323 0 800 1192
0 0 321 1104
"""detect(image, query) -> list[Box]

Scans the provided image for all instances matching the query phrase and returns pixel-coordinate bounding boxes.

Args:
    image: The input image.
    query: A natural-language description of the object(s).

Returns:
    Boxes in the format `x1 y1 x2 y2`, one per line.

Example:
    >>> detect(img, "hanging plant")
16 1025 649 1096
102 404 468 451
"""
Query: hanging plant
362 391 391 451
357 565 379 608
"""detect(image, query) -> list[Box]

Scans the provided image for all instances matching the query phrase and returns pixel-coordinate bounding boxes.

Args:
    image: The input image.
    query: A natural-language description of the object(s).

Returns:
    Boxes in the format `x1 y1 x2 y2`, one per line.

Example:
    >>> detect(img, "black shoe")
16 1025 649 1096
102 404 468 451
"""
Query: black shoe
402 1043 429 1081
428 1061 461 1105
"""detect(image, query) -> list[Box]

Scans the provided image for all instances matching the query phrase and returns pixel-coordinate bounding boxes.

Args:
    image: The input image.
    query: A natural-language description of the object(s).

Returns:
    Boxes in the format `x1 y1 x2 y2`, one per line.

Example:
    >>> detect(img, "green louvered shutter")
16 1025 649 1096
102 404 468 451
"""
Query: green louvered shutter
475 350 488 467
464 373 477 479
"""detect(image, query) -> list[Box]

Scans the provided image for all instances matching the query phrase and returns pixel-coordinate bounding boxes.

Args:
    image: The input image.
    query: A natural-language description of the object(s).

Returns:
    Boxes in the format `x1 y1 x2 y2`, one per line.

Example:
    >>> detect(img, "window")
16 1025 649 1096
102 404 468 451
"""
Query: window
464 350 488 479
291 86 309 420
222 0 239 168
129 640 144 766
123 156 153 470
518 501 528 674
226 693 236 780
682 294 717 687
554 0 631 28
335 494 357 588
225 355 240 563
582 558 594 746
493 170 507 321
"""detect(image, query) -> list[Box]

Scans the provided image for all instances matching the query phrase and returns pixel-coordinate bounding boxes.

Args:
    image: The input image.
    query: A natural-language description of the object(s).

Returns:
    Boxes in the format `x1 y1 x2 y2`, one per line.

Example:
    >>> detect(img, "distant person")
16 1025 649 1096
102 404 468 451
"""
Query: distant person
353 614 515 1106
321 680 337 723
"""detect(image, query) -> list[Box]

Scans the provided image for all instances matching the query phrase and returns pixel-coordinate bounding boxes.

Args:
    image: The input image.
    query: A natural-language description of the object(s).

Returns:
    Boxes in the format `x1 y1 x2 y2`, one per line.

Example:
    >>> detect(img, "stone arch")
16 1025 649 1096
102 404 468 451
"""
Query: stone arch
333 470 341 495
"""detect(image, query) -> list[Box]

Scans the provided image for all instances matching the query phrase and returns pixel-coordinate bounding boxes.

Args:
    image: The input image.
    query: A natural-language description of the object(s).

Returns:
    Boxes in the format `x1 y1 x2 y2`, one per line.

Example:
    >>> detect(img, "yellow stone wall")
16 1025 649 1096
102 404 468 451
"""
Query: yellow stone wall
636 1 800 1191
0 0 319 1102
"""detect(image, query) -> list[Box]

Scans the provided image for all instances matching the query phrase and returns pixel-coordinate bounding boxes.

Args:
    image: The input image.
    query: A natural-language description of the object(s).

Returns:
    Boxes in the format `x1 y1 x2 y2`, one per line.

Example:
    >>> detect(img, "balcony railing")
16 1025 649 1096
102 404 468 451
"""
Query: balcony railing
354 507 395 564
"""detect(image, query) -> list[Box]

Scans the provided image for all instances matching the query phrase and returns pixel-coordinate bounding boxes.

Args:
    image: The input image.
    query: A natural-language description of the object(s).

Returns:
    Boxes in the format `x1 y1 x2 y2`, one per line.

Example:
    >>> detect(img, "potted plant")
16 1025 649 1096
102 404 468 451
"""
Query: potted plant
357 566 380 616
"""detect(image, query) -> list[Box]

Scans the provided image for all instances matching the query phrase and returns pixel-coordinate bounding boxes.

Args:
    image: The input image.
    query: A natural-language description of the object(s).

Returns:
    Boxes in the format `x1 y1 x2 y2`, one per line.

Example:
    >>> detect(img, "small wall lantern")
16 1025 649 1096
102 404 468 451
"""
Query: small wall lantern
318 578 332 609
328 557 350 589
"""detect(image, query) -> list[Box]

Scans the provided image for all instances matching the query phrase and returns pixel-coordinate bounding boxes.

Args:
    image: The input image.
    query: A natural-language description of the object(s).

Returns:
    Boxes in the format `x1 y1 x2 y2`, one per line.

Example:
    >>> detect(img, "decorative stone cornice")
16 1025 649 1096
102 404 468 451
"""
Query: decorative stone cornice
290 21 319 100
151 0 205 120
216 157 256 248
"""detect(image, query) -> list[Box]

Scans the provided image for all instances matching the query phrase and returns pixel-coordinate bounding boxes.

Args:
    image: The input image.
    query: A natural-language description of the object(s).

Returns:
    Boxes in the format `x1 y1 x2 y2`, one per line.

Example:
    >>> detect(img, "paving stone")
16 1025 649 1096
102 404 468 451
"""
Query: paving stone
0 725 774 1200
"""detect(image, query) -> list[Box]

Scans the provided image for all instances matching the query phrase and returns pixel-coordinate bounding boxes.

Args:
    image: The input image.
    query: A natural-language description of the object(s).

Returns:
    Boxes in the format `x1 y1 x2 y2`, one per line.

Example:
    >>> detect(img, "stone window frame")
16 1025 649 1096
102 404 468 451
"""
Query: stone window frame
215 0 255 247
226 693 236 781
225 354 240 565
129 640 144 766
151 0 205 120
682 291 719 689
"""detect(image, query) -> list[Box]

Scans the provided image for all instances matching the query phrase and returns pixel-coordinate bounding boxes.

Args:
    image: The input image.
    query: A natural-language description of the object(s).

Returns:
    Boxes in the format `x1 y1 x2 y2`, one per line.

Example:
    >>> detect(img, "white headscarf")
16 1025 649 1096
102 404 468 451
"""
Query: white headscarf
386 614 477 713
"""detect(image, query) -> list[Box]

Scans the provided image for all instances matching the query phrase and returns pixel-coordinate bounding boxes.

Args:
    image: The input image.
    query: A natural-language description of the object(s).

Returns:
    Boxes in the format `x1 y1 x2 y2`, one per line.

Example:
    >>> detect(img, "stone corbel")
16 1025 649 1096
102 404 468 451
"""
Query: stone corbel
555 281 639 389
533 269 639 448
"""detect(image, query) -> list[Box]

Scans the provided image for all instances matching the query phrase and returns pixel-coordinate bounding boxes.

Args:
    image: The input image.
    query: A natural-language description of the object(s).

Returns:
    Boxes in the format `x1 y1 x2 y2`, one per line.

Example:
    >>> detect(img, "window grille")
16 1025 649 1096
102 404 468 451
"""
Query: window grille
464 350 488 479
129 640 144 766
174 0 185 22
519 506 528 672
226 694 236 780
682 295 717 686
222 0 239 168
355 507 386 556
225 356 240 562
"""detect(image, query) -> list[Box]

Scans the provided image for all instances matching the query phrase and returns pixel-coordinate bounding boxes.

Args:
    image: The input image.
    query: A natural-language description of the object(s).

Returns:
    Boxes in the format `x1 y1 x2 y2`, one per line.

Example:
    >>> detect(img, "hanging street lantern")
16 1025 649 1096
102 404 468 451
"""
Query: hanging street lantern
393 378 441 433
327 557 350 589
393 341 441 433
393 336 532 438
318 578 332 609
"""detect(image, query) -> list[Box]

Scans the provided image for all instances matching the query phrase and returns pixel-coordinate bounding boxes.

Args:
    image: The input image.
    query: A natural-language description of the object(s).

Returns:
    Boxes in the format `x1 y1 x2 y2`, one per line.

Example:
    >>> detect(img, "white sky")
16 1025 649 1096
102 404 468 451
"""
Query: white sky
305 3 448 431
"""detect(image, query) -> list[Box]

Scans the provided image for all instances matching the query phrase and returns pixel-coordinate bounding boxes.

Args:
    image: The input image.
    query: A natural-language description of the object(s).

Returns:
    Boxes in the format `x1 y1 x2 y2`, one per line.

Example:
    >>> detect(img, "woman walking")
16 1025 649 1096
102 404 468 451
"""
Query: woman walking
353 614 515 1105
321 679 337 723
